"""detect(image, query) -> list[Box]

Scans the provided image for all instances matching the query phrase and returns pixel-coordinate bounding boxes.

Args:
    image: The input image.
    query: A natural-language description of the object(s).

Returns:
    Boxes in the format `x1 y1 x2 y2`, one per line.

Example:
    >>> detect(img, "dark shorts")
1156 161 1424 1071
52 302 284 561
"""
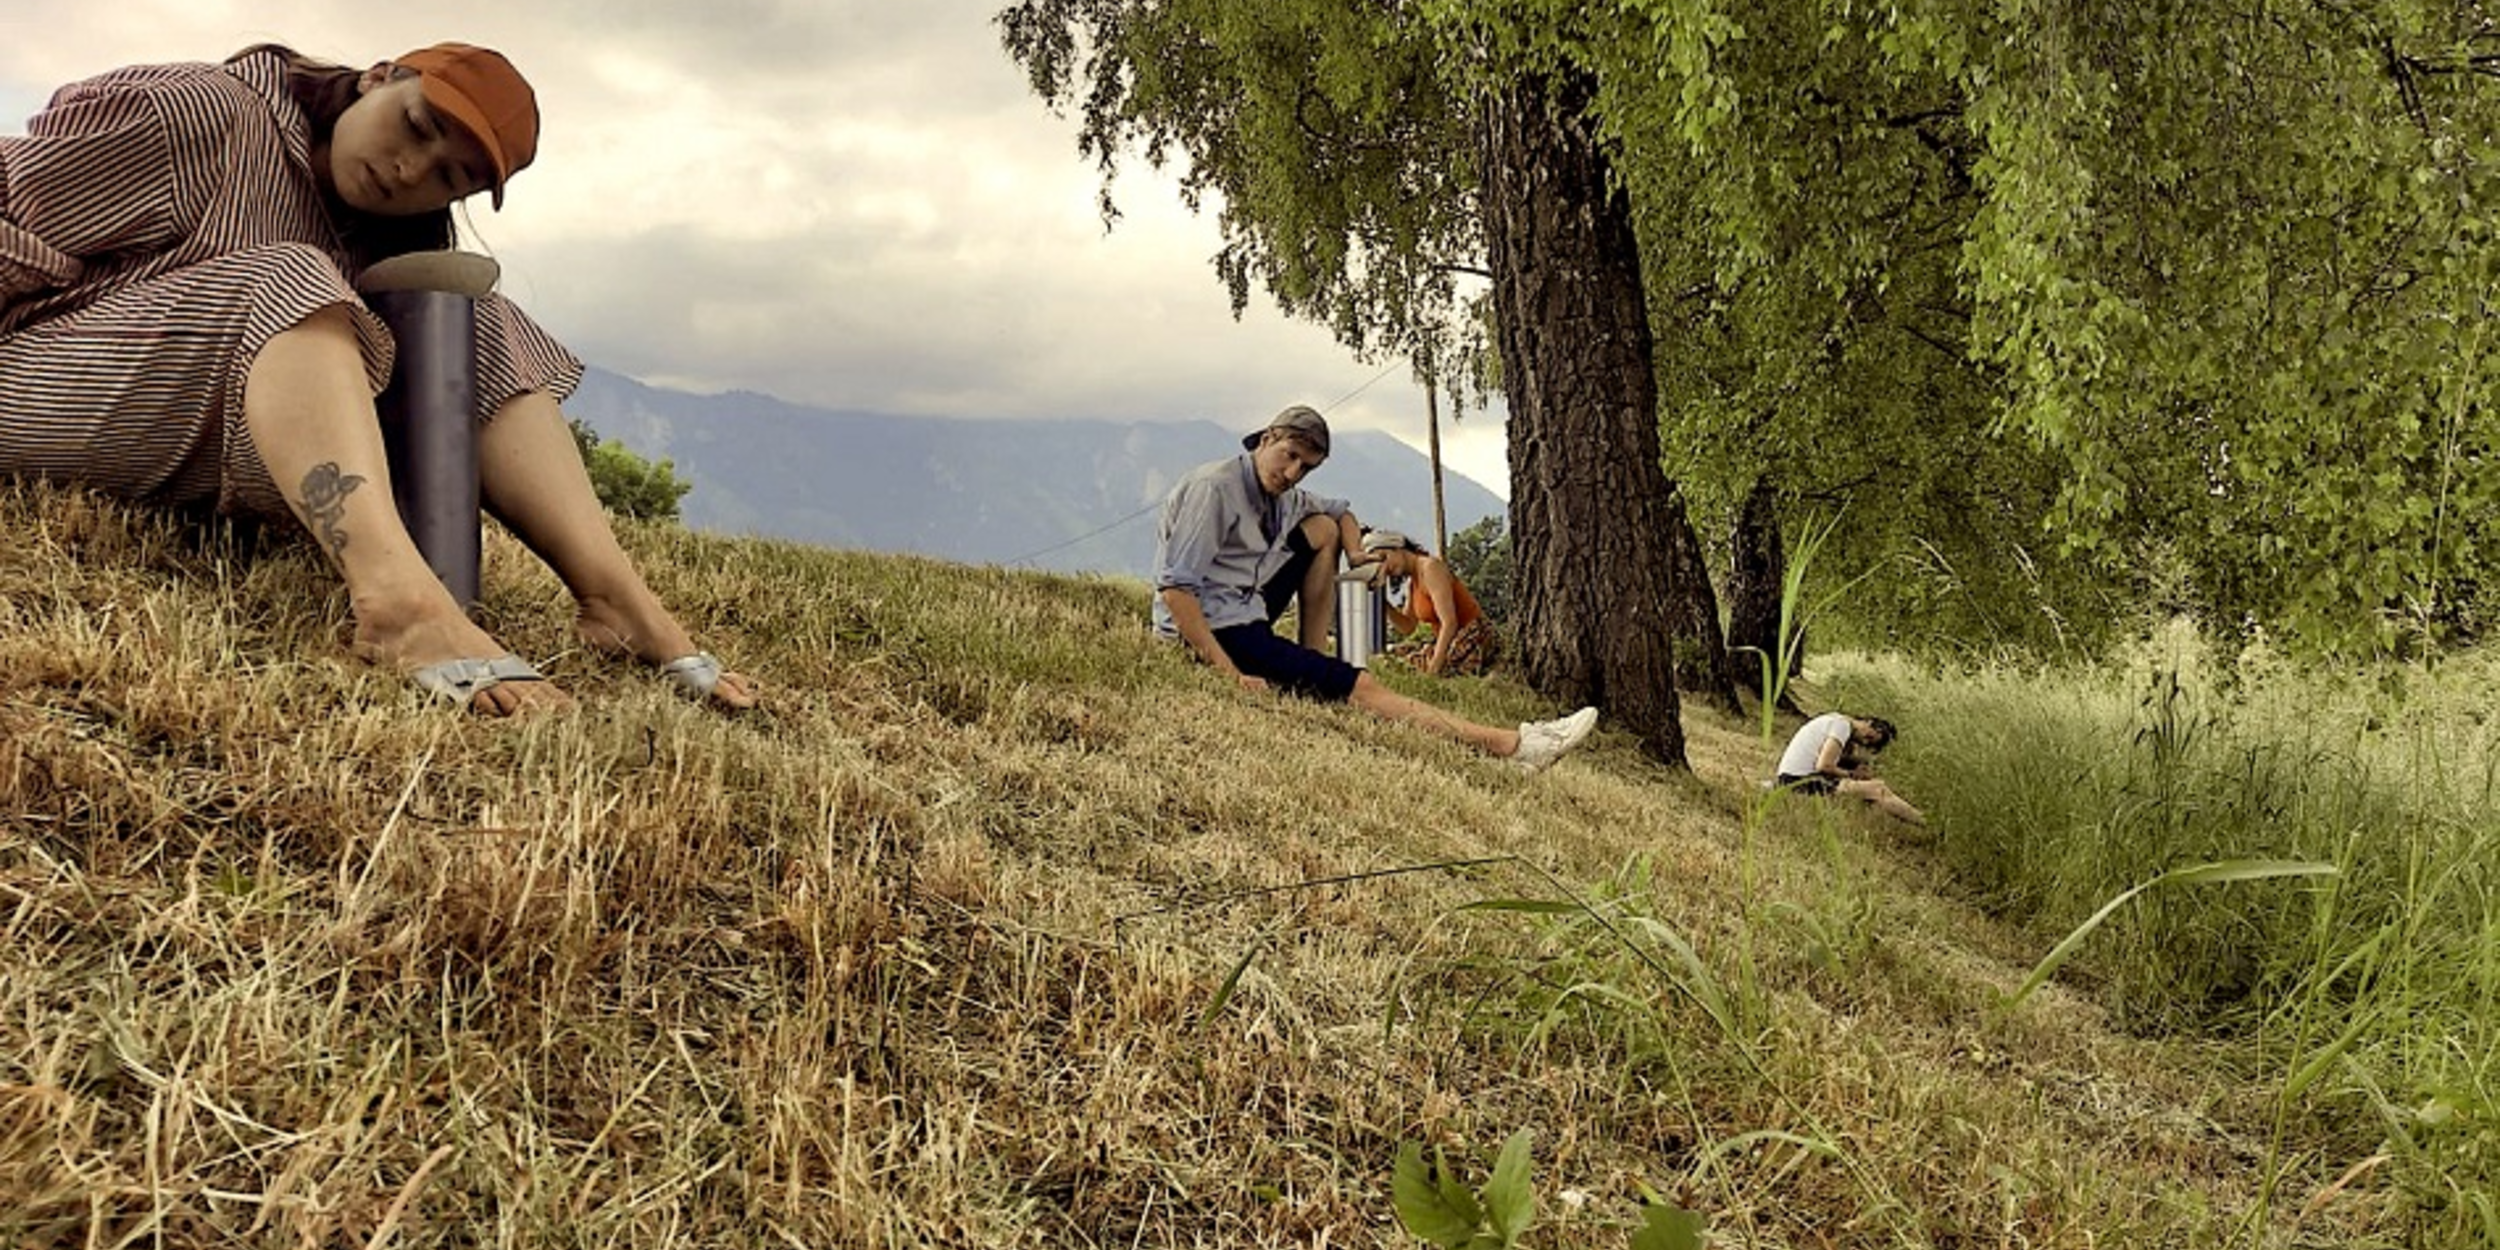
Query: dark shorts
1258 526 1322 621
1775 773 1836 797
1213 622 1361 702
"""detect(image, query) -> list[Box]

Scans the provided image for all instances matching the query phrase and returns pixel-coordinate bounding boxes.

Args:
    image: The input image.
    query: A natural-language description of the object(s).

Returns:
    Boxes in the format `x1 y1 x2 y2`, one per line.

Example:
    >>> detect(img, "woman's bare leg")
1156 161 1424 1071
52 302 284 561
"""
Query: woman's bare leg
244 307 566 715
473 390 755 708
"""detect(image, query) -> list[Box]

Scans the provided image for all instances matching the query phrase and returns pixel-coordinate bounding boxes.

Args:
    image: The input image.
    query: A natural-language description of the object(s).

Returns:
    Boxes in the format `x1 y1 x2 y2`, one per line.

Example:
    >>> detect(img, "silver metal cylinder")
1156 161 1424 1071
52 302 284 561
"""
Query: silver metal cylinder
1335 572 1386 667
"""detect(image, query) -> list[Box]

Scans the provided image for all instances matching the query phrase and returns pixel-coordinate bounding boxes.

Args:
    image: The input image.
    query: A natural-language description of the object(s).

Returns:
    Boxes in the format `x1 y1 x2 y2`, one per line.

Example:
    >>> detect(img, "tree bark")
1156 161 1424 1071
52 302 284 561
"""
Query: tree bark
1479 71 1701 766
1664 481 1743 713
1726 473 1801 710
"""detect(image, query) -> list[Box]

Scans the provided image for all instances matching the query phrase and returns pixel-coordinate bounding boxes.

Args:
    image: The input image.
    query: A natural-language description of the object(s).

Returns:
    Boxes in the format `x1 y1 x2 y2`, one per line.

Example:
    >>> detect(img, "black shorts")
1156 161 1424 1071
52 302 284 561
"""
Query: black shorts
1258 525 1322 621
1213 622 1361 702
1775 773 1836 797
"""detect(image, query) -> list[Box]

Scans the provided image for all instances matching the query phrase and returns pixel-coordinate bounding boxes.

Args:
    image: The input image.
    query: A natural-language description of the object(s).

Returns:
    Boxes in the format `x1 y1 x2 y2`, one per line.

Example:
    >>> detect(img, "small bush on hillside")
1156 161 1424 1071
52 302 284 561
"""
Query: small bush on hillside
1445 515 1511 624
569 418 693 521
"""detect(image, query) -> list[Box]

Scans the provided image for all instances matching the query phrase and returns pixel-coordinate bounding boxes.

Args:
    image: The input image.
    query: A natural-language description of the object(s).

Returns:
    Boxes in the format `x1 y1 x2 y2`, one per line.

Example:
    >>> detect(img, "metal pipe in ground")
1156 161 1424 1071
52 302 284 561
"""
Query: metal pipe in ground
1336 568 1387 667
357 252 500 613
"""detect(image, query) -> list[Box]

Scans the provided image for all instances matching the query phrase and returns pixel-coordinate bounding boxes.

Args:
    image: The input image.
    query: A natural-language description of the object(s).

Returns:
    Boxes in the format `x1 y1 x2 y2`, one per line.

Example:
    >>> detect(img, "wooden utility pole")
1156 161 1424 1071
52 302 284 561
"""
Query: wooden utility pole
1426 378 1448 553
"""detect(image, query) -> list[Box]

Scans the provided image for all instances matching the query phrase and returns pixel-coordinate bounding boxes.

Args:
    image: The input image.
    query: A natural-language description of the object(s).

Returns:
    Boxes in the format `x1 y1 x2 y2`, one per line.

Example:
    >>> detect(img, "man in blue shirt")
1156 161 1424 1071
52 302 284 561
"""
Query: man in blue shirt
1153 405 1597 772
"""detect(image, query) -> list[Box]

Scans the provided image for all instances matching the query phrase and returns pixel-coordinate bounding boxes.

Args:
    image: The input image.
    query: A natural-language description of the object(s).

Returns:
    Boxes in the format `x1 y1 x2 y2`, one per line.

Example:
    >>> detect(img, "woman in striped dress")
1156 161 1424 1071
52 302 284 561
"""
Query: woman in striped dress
0 41 753 714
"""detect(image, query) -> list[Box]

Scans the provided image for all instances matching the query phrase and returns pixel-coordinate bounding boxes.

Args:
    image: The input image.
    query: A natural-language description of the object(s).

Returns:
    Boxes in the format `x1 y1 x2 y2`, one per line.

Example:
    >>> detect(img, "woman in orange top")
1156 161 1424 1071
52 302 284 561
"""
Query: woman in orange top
1361 529 1499 676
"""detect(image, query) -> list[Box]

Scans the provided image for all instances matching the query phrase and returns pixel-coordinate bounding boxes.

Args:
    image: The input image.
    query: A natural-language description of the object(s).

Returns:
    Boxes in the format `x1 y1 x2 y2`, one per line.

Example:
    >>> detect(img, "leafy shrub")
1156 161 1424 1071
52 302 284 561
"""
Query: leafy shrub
568 418 693 521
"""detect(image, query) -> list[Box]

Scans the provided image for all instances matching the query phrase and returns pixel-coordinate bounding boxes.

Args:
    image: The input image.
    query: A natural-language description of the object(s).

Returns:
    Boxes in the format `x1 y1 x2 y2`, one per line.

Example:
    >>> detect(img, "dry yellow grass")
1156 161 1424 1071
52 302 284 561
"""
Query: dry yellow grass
0 482 2345 1247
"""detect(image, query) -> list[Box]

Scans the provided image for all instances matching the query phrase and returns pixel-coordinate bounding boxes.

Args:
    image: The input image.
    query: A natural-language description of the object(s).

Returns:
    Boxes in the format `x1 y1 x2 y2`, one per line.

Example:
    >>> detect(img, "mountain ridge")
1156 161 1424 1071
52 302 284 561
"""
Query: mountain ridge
561 366 1507 576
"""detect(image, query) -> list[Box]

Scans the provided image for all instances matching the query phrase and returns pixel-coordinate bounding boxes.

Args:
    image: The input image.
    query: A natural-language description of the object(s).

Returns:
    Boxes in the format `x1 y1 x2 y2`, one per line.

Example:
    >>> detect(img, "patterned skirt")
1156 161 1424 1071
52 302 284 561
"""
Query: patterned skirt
1390 617 1501 676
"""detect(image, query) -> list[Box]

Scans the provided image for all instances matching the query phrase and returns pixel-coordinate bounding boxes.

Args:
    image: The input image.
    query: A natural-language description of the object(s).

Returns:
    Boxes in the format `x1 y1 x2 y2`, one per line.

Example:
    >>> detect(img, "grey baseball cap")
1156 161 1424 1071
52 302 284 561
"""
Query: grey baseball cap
1241 404 1330 455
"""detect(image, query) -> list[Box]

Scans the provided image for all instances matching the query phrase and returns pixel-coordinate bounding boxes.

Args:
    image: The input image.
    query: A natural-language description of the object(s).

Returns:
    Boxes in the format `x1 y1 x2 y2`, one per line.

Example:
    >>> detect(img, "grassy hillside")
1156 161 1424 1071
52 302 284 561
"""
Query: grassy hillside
0 482 2406 1247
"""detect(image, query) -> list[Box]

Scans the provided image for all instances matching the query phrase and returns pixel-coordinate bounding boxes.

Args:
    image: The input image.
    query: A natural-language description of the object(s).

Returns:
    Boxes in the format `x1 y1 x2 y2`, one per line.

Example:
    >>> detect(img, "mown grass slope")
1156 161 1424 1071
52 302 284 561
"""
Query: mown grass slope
0 482 2378 1247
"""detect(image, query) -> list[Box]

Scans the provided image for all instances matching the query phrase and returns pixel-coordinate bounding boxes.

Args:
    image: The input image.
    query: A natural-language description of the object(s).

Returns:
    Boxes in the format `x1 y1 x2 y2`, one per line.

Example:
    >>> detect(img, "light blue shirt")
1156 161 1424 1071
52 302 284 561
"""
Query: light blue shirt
1152 453 1347 635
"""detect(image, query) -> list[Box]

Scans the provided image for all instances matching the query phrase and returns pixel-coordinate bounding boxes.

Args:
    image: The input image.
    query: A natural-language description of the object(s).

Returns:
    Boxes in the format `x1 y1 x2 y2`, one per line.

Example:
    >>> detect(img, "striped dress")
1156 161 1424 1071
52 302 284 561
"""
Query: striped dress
0 50 582 520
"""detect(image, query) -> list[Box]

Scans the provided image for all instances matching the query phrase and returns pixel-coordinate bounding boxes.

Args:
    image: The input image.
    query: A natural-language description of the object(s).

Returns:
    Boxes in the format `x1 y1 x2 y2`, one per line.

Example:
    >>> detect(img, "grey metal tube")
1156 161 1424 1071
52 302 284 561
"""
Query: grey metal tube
1335 572 1386 667
366 288 482 610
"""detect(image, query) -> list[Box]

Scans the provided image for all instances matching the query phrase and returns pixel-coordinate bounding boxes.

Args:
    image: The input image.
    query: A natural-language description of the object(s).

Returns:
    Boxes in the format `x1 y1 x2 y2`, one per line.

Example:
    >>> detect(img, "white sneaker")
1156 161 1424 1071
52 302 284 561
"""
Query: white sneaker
1511 706 1598 772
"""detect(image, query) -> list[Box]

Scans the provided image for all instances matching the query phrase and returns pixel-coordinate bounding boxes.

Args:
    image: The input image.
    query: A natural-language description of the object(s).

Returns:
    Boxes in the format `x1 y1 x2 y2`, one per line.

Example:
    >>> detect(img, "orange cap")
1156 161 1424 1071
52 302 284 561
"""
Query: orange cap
394 42 538 208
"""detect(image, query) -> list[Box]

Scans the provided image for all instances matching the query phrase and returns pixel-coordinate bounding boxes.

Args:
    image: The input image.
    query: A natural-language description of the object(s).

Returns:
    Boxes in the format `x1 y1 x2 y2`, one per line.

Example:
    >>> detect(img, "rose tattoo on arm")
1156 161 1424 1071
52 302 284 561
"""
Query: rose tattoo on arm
298 463 367 557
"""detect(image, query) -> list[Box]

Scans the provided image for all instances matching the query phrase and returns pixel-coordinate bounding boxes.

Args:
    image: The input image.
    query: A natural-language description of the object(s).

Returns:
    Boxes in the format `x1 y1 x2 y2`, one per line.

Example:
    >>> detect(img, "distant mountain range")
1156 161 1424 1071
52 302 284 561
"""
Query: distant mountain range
562 367 1507 577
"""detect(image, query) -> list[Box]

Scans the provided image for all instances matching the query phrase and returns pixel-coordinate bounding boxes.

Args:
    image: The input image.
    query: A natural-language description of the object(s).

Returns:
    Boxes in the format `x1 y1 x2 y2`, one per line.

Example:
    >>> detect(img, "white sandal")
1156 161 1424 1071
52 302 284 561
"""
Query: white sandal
410 654 547 706
657 651 726 702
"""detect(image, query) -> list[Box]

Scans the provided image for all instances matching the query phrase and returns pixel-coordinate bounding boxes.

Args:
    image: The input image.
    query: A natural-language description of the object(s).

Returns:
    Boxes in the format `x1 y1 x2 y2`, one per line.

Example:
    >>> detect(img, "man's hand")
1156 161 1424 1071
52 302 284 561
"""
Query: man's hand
1234 673 1273 695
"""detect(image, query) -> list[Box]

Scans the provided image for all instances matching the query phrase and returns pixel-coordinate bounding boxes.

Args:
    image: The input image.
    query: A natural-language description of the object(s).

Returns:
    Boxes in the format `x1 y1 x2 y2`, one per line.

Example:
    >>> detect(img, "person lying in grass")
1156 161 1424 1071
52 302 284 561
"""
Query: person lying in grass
1355 528 1498 677
0 41 753 716
1774 712 1927 825
1152 405 1595 772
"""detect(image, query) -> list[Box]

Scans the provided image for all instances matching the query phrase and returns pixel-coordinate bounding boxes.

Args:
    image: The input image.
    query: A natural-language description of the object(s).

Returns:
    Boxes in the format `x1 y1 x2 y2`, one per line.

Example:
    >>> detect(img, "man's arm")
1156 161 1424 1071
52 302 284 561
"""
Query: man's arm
1335 510 1371 566
1813 732 1849 777
1159 586 1267 693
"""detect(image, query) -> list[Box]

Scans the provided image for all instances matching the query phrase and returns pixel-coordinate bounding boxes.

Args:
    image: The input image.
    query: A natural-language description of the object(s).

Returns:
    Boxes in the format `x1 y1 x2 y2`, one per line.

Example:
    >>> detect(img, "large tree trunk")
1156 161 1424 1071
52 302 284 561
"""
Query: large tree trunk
1663 480 1743 713
1725 474 1801 710
1480 71 1707 766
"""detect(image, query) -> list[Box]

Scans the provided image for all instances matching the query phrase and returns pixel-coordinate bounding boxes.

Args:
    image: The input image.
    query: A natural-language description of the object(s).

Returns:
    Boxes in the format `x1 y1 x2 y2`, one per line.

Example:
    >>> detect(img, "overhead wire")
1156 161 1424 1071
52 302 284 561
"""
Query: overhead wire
1005 499 1161 568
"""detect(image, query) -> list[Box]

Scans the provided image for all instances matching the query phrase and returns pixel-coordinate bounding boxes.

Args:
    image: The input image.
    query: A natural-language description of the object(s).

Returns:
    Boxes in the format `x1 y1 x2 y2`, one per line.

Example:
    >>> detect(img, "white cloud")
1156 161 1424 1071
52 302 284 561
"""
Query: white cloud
2 0 1511 495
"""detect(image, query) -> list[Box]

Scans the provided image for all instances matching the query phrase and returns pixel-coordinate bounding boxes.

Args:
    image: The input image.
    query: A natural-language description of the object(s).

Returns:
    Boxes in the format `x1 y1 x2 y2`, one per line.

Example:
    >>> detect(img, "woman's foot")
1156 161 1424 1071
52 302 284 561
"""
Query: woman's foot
574 592 757 710
352 594 573 717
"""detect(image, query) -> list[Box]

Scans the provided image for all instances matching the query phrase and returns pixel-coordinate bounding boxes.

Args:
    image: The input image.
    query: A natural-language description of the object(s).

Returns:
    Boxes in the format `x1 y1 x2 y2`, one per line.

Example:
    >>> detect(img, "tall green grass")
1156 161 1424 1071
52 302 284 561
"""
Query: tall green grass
1819 623 2500 1238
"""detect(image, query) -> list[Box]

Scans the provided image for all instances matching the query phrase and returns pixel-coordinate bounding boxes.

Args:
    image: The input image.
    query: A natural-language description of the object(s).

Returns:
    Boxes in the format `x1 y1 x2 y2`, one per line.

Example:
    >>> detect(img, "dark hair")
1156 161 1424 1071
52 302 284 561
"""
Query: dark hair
1863 717 1898 749
228 43 456 269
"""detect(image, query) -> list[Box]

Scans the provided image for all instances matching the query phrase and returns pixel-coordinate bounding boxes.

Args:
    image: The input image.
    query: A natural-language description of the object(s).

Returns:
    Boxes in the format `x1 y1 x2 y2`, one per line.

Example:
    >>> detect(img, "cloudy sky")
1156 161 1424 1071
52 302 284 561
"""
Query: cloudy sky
1 0 1512 494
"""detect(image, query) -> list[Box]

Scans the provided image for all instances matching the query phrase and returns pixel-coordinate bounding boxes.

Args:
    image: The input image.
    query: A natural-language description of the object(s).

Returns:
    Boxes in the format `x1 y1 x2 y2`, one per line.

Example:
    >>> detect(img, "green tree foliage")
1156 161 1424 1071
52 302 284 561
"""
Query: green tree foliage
1606 0 2500 653
1444 514 1512 625
568 419 692 522
1596 1 2139 656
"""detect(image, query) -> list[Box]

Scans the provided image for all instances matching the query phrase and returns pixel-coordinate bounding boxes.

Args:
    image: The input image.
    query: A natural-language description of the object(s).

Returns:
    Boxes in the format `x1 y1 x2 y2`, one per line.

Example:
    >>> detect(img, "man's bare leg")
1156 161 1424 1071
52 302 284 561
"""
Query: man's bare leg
1349 672 1517 756
1293 513 1343 651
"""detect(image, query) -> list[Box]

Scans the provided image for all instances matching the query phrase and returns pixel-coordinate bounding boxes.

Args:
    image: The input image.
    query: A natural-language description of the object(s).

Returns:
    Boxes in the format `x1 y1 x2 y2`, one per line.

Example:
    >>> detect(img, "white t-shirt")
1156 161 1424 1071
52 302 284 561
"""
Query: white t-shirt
1776 713 1853 778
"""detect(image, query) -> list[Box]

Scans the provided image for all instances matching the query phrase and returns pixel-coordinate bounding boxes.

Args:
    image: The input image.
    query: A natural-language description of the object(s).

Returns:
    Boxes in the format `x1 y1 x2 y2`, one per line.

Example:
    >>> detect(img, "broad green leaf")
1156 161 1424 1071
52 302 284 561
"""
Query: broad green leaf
1434 1146 1484 1229
1482 1130 1535 1243
1631 1202 1710 1250
1393 1141 1478 1248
